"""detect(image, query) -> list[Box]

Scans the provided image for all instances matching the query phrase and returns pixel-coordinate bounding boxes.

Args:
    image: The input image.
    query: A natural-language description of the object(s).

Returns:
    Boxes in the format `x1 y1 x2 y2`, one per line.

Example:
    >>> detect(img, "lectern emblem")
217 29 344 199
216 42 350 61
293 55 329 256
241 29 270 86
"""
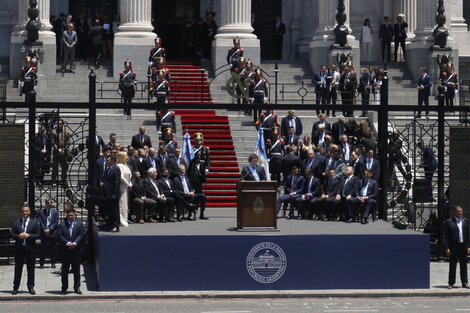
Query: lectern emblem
253 197 264 215
246 242 287 284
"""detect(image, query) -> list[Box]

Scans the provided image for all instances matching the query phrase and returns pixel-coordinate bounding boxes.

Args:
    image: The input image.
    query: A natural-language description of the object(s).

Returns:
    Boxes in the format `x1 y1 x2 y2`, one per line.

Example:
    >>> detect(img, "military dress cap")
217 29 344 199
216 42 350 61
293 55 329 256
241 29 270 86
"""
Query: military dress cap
157 56 166 65
233 37 240 44
194 132 204 140
164 127 173 134
272 126 280 134
124 59 132 67
25 56 34 66
155 37 162 44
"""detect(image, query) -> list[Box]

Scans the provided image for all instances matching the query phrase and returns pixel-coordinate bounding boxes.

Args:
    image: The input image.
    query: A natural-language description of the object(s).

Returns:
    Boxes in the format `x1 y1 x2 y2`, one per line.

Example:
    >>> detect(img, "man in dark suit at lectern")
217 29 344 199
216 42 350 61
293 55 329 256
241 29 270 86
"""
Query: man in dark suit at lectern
445 206 470 289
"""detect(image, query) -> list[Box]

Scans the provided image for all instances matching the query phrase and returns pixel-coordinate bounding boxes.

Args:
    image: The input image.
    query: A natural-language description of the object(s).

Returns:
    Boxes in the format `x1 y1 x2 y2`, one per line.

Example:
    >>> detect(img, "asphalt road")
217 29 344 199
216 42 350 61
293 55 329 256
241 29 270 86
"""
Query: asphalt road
2 297 470 313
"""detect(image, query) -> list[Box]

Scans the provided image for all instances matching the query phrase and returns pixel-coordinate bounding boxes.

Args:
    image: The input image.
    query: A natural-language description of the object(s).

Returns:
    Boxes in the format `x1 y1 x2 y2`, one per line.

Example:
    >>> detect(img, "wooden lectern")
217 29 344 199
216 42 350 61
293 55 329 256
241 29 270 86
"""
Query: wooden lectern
237 181 278 229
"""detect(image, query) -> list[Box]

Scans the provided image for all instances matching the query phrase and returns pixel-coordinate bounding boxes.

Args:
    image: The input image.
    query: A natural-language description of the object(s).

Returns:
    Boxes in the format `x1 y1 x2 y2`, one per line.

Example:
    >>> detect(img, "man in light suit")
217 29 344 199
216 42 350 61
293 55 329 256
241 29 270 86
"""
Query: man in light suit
350 169 379 224
416 67 433 119
11 205 40 295
62 23 78 73
57 209 85 295
445 206 470 289
39 199 59 269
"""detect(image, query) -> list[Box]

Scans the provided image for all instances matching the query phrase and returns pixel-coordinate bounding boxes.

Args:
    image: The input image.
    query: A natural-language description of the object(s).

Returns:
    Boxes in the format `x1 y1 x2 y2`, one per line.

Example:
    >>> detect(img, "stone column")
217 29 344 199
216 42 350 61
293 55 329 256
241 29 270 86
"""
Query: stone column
412 0 436 42
396 0 417 39
297 0 317 58
212 0 260 77
284 0 302 60
113 0 157 79
12 0 29 36
450 0 470 55
38 0 57 81
38 0 54 34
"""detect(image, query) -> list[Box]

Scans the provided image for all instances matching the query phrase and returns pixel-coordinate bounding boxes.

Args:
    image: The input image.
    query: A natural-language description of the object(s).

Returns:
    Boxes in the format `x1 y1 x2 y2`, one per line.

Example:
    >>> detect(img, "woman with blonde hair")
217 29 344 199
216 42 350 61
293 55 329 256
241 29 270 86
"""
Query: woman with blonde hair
299 135 313 160
116 152 132 227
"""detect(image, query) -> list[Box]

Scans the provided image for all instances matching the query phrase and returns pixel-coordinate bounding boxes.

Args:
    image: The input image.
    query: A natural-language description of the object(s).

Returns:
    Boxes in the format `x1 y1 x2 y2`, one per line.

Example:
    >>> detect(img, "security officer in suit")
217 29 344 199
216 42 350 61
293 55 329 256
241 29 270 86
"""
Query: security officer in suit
34 123 51 186
11 205 39 295
445 206 470 289
131 126 152 150
313 65 330 115
51 119 71 186
272 16 286 60
266 126 284 182
416 67 433 119
240 154 267 181
119 60 137 116
39 199 59 268
102 155 121 232
57 209 85 295
393 14 408 62
339 66 357 117
379 16 394 62
188 149 209 195
350 169 379 224
334 166 360 222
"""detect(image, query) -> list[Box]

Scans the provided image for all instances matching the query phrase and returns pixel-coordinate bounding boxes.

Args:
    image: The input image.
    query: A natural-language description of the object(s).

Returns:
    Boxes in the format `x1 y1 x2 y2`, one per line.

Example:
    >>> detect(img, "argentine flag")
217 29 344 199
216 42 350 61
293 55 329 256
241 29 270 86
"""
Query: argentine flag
255 128 270 181
181 132 195 164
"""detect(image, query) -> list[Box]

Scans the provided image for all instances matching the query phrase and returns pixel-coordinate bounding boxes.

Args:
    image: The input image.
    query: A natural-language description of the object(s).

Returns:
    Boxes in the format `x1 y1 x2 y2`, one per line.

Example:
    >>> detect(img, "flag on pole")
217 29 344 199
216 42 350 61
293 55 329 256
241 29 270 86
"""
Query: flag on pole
181 132 194 165
255 127 270 181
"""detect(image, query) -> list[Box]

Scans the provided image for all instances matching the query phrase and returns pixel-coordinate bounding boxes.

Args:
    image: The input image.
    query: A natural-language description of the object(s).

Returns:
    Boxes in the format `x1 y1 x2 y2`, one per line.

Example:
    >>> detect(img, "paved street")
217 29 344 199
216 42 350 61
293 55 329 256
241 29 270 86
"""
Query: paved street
2 297 470 312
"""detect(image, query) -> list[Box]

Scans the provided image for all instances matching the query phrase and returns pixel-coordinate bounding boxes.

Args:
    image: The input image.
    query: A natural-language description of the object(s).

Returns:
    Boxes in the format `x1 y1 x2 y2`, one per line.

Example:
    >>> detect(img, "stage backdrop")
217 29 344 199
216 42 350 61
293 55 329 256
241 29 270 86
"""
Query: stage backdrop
0 124 25 227
450 127 470 220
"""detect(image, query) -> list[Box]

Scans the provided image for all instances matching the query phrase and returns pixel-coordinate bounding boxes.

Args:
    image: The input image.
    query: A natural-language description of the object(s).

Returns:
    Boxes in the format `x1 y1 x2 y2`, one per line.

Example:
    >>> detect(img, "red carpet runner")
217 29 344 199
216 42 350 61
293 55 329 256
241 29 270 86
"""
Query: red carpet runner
167 61 239 207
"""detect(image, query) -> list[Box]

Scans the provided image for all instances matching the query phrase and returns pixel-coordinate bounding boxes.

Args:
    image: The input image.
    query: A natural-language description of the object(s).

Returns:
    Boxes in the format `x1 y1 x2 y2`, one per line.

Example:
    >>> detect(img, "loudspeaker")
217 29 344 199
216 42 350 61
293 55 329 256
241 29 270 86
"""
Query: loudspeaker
413 179 432 203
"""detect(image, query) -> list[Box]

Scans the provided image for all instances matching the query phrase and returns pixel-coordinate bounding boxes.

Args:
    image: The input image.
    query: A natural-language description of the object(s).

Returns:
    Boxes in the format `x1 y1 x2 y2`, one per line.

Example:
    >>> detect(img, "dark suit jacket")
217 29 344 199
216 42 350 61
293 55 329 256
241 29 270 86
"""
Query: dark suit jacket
131 134 152 150
322 177 340 197
336 175 360 197
94 136 105 156
312 121 331 134
300 176 321 197
272 22 286 36
167 157 187 179
332 122 350 144
281 116 303 137
362 158 380 181
131 178 147 199
144 177 162 199
11 218 40 250
57 219 85 248
283 174 305 194
339 73 357 95
34 132 51 159
281 153 302 177
357 178 379 200
95 156 107 185
312 130 332 147
103 164 121 199
417 74 433 97
445 217 470 251
313 71 330 92
302 157 325 178
39 208 59 234
422 146 437 172
157 177 176 195
379 23 394 42
188 158 207 184
173 175 195 195
394 22 408 40
283 134 300 147
241 165 267 181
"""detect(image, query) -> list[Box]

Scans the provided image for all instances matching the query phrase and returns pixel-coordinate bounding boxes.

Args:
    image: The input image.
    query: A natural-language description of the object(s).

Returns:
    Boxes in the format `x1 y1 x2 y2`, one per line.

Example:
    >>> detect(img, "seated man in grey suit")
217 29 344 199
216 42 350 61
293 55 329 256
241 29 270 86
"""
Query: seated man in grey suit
62 23 78 73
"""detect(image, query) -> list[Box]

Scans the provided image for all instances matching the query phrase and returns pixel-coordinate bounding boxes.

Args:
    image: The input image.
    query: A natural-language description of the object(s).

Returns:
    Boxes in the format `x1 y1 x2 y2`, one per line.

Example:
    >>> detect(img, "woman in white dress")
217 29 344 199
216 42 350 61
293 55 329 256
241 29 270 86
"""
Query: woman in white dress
361 18 373 63
117 152 132 227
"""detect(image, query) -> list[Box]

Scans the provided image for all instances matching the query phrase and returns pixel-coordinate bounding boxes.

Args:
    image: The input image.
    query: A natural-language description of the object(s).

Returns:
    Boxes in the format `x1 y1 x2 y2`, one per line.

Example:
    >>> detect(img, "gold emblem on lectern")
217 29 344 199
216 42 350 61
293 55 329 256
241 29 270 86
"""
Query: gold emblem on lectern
253 197 264 215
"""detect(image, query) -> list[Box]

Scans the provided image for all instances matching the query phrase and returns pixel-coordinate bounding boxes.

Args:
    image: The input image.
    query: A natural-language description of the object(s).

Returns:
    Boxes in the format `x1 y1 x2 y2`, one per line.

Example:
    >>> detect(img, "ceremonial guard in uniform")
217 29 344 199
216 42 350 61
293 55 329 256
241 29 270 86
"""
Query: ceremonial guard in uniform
239 59 254 115
227 37 244 73
255 109 279 145
152 56 171 84
160 128 177 157
20 57 38 103
150 70 170 120
156 108 176 134
149 37 166 68
250 67 269 122
119 60 137 117
440 65 459 110
192 132 210 192
188 148 209 195
266 126 284 181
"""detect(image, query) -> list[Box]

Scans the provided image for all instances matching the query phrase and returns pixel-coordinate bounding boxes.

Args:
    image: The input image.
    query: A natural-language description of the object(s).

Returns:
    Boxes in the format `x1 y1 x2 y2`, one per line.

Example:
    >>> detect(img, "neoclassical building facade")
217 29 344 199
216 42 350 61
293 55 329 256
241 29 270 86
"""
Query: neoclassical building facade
0 0 469 79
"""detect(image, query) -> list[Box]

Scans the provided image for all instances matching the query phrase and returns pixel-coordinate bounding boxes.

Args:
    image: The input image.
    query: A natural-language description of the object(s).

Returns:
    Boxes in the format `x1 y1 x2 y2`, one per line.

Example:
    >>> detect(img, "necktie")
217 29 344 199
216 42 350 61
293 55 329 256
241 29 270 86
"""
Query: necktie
69 221 73 238
367 159 372 169
162 156 166 165
22 219 27 245
361 180 369 197
342 177 350 196
307 159 313 169
182 176 189 194
307 179 312 194
328 178 333 186
140 135 144 144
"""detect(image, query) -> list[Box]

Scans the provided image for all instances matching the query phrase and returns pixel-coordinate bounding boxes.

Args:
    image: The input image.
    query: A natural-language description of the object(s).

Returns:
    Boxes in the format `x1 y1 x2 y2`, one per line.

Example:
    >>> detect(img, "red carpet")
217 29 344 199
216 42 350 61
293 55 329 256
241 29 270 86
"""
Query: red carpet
167 61 240 207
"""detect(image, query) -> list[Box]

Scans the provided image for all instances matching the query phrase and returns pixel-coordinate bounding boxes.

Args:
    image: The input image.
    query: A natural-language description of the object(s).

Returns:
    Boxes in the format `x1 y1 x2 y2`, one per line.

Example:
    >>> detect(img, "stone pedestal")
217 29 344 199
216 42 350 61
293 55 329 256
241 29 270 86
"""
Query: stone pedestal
113 0 156 80
212 0 260 79
428 48 459 96
38 33 56 80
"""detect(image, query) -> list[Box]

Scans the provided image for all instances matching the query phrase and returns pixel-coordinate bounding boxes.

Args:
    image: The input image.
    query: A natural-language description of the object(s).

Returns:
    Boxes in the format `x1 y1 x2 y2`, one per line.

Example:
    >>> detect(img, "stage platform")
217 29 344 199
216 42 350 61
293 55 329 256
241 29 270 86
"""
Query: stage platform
94 209 430 292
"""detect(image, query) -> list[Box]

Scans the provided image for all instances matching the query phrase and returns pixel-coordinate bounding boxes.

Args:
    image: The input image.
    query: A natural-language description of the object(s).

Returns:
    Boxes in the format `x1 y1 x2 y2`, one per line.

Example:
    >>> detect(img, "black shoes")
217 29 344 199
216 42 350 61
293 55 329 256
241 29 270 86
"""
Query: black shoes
345 217 353 223
361 218 369 224
75 288 82 295
61 289 67 295
12 289 18 295
39 264 44 269
51 263 56 269
199 216 209 220
110 227 119 232
28 288 36 295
